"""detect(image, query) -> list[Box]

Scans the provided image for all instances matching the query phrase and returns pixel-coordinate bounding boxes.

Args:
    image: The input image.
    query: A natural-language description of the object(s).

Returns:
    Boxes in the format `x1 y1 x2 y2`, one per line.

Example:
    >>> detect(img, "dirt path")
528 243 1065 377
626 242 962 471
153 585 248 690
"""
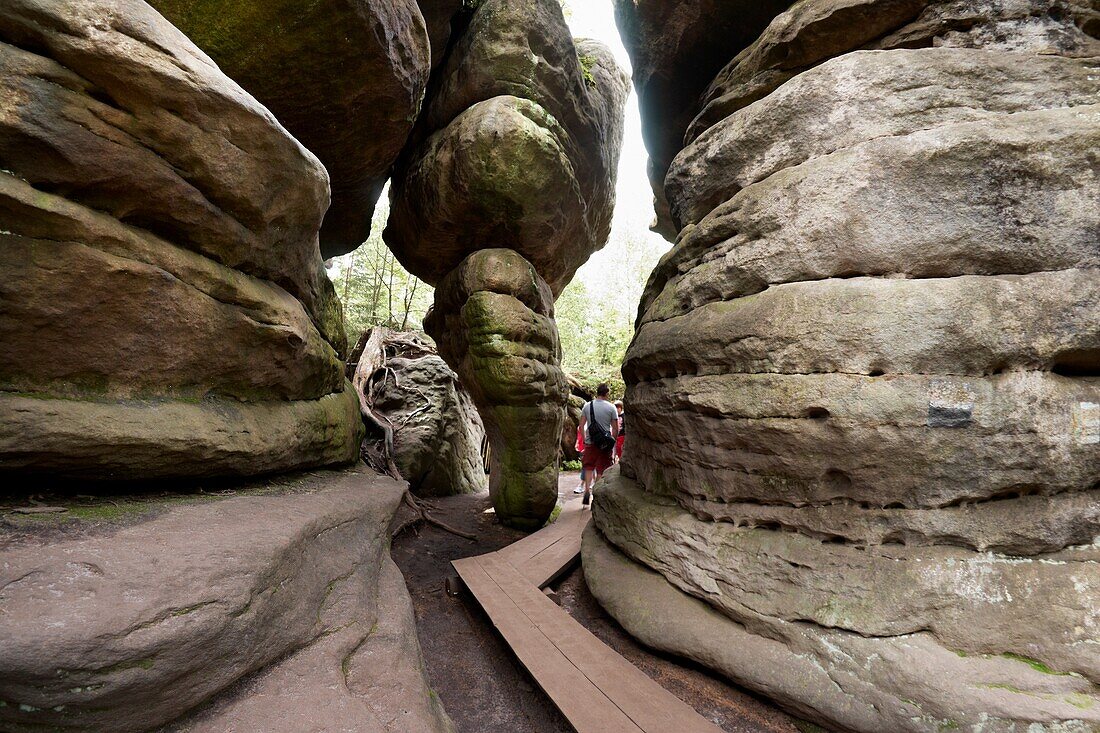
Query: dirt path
390 472 802 733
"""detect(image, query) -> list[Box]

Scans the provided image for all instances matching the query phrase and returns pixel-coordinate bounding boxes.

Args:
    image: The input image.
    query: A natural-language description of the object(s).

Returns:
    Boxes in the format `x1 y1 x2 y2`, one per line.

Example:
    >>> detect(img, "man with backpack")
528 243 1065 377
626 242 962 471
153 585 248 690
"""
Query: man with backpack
575 383 619 506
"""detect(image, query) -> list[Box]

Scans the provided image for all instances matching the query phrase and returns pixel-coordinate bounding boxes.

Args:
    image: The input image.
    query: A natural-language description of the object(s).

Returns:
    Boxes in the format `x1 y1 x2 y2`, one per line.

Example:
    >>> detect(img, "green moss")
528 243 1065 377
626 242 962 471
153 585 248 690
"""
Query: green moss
578 54 597 87
938 722 960 731
1065 693 1095 709
90 656 156 676
544 504 562 526
1000 652 1068 676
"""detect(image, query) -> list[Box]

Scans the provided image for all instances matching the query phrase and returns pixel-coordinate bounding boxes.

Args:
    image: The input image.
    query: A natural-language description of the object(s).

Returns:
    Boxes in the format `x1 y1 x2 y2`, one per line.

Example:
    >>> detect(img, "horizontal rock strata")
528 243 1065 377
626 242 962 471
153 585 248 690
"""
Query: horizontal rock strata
387 0 628 528
0 0 361 480
425 249 567 529
603 1 1100 730
584 507 1100 733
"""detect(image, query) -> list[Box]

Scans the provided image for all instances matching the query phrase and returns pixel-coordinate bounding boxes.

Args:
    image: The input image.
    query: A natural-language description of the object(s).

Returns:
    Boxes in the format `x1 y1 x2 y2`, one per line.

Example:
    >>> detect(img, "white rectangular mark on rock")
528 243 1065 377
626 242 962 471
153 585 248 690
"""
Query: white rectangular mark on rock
1072 401 1099 445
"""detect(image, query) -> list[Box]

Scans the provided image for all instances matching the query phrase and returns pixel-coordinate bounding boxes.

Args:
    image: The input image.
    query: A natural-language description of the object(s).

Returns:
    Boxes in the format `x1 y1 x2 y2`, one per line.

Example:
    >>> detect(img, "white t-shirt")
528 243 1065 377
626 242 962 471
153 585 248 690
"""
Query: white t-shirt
582 399 618 446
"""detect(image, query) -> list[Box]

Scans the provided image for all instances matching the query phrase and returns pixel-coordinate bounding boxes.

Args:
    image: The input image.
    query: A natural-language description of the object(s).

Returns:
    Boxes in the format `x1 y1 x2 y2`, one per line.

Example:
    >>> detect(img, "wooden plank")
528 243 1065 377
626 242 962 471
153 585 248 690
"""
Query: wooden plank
452 556 644 733
518 510 590 588
477 553 724 733
496 500 585 567
497 502 590 588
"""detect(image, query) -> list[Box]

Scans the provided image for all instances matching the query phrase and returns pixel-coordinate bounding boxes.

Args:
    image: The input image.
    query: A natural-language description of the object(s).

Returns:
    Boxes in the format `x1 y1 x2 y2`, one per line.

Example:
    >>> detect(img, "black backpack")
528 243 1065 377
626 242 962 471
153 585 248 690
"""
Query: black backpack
584 402 616 452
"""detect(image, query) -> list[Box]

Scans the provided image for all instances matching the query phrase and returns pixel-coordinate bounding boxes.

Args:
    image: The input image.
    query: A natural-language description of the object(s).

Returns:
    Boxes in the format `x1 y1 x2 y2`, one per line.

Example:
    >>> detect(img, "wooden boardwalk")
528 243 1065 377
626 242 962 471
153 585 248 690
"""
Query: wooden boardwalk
452 498 724 733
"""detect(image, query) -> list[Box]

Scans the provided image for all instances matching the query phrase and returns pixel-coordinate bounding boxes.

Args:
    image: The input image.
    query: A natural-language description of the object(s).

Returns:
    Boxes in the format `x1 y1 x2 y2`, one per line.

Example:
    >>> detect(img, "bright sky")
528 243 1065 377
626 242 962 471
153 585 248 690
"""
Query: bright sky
563 1 670 294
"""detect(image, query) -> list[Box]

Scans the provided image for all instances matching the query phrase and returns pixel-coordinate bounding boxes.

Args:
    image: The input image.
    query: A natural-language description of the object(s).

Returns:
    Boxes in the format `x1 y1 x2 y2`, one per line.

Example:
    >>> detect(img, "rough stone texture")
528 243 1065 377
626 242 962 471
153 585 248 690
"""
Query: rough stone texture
374 352 488 497
0 470 453 733
584 510 1100 733
687 0 1100 152
165 558 454 733
424 249 567 530
386 0 629 294
612 0 793 237
385 0 627 529
0 0 361 480
151 0 432 258
604 1 1100 730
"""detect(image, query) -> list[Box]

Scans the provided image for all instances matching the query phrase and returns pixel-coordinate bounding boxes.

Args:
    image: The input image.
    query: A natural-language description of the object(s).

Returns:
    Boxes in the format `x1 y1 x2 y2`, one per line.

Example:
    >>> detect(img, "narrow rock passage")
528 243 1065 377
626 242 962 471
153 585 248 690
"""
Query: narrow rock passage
390 473 799 733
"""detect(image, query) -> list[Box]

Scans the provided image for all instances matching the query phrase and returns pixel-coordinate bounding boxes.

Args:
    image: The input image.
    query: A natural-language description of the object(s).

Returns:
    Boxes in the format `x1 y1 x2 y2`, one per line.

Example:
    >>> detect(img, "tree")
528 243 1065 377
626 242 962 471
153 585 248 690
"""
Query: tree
328 187 434 338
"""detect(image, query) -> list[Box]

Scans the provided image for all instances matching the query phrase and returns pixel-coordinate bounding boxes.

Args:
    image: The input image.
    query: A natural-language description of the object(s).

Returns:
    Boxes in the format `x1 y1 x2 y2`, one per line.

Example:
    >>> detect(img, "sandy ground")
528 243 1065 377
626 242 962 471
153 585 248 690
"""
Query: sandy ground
391 471 803 733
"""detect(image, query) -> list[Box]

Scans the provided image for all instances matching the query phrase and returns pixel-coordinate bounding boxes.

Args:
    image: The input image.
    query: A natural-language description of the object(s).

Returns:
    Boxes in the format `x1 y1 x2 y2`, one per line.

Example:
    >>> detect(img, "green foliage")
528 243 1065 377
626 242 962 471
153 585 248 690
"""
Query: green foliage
556 228 665 400
562 459 582 471
578 53 596 87
330 190 434 337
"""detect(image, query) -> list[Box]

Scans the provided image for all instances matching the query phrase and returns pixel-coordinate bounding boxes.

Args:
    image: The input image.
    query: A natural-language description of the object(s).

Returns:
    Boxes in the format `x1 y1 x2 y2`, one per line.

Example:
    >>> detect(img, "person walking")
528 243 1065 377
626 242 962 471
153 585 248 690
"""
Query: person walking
577 383 618 506
573 423 586 493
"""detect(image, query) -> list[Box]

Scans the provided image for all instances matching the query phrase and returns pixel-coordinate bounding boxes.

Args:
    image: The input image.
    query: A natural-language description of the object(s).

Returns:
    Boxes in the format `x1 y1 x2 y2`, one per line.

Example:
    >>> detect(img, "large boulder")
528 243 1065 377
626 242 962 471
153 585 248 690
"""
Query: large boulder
363 332 488 497
425 249 567 530
0 0 361 481
0 469 453 733
600 1 1100 730
386 0 628 529
612 0 793 237
386 0 629 294
150 0 432 258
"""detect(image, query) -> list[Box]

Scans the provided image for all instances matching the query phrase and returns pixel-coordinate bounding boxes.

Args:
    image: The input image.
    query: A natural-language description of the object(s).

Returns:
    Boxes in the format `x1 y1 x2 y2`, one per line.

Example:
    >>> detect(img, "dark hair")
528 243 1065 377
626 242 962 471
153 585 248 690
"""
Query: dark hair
596 383 610 396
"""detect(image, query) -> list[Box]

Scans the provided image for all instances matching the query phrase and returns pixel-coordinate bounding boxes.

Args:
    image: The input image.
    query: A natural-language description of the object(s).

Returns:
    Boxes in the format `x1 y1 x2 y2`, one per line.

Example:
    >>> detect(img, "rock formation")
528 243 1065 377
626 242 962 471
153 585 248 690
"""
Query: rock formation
0 0 362 481
150 0 432 258
592 1 1100 730
388 0 629 528
354 329 487 497
0 469 453 733
425 249 568 530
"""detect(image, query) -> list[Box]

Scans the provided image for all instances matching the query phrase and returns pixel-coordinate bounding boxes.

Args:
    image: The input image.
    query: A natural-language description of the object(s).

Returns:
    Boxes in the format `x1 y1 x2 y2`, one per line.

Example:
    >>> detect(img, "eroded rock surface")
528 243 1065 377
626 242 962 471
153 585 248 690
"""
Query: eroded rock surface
601 1 1100 730
425 249 567 530
387 0 628 528
386 0 629 294
365 333 487 497
0 0 361 480
151 0 432 258
0 470 452 733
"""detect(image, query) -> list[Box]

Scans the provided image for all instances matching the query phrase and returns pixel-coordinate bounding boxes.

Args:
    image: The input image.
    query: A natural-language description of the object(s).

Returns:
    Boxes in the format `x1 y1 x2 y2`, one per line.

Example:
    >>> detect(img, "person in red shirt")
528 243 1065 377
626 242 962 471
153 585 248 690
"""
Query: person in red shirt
613 400 625 463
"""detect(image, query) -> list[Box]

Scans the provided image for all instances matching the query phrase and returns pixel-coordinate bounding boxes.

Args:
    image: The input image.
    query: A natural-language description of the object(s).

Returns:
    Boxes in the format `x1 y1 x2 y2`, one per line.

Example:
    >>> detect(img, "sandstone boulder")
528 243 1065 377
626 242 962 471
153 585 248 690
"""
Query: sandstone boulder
370 342 487 497
0 470 452 733
604 1 1100 730
611 0 792 237
425 249 567 530
687 0 1100 149
584 507 1100 733
151 0 432 258
386 0 629 294
0 0 361 480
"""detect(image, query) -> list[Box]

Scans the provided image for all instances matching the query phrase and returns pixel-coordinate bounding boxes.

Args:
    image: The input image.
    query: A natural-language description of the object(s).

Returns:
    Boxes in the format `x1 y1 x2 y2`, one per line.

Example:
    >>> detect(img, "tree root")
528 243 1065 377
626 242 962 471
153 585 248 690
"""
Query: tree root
402 490 478 542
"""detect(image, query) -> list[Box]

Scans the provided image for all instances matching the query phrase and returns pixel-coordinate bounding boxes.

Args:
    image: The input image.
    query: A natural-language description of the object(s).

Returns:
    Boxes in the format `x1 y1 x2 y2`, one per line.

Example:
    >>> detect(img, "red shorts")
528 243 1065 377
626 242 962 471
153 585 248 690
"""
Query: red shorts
614 435 625 458
581 444 612 475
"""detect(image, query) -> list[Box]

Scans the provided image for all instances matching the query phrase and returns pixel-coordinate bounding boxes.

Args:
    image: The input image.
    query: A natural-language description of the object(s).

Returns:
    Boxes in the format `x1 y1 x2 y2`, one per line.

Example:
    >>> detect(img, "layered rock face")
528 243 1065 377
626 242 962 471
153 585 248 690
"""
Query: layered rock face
0 0 362 481
598 1 1100 730
425 249 567 530
150 0 432 258
0 470 453 733
389 0 629 528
